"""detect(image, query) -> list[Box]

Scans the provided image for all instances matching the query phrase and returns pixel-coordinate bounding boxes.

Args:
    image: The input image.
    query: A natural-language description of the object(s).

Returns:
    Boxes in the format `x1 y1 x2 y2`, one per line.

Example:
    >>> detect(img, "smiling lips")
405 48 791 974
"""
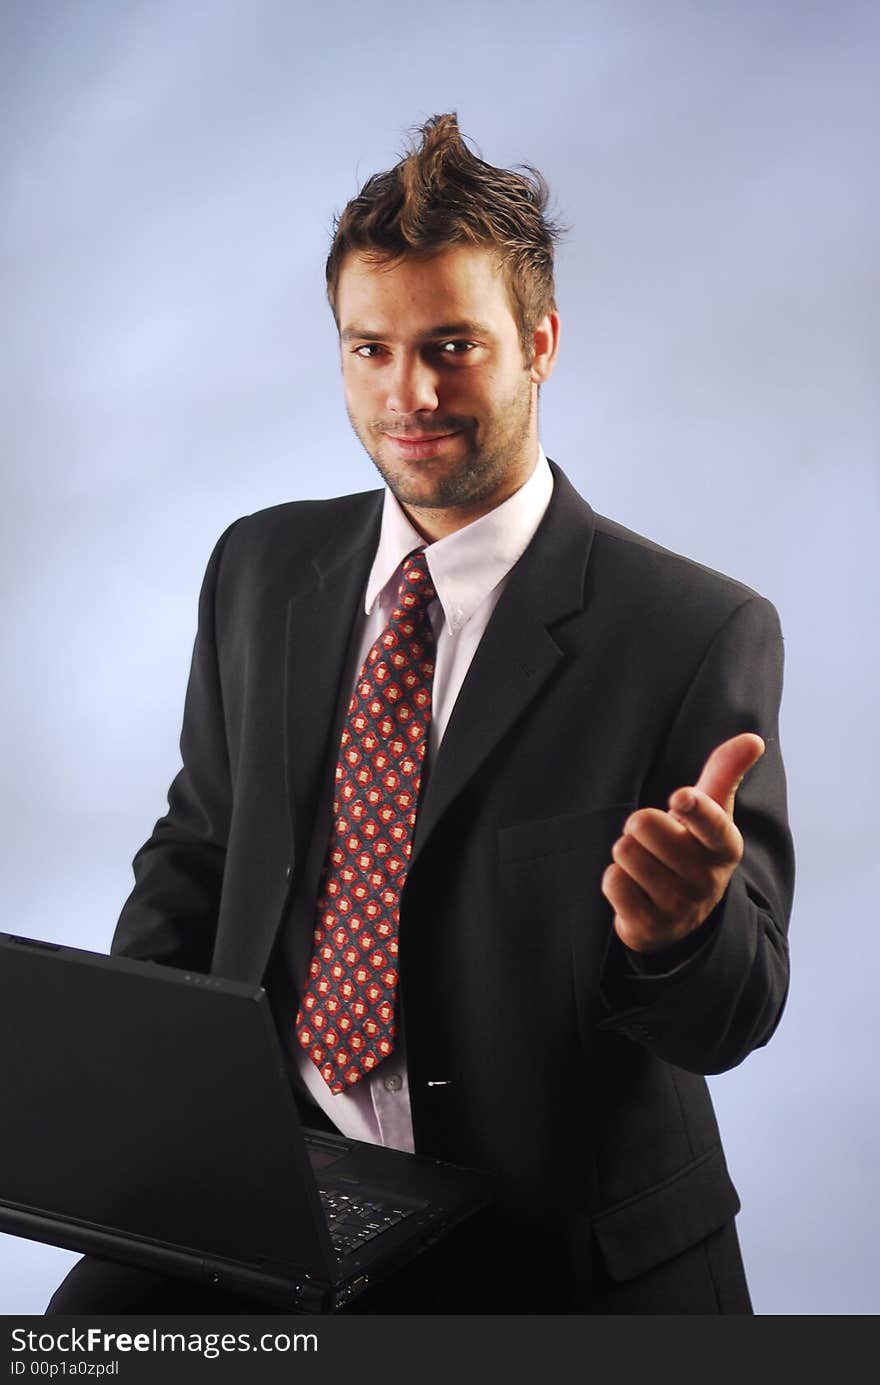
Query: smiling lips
384 430 461 458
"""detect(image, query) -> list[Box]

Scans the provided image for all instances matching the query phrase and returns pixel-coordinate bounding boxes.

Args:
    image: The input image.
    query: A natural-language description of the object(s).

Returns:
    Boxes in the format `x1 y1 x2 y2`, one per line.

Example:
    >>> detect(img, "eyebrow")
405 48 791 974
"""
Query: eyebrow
340 320 493 344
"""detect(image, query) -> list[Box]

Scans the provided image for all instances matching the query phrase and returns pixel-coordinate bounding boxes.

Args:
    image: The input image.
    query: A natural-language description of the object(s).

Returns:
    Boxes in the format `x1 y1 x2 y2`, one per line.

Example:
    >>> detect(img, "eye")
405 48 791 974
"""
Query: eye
351 339 477 361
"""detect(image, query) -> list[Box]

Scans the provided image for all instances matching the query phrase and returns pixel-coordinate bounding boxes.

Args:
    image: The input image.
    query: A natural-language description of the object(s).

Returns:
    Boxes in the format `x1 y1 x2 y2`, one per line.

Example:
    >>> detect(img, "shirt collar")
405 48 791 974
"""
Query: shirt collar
365 446 554 634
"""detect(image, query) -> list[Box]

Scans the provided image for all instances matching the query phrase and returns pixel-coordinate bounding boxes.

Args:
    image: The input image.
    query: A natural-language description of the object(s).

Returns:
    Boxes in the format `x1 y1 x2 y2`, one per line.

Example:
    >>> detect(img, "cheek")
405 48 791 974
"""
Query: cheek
342 371 371 414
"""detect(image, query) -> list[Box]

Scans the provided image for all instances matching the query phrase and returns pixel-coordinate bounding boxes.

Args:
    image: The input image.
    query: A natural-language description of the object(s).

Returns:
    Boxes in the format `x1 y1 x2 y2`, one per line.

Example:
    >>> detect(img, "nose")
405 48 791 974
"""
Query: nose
385 353 439 415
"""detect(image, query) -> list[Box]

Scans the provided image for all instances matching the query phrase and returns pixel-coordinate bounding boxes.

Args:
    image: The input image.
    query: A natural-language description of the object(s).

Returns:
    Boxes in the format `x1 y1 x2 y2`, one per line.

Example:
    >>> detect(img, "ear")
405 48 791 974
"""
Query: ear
528 310 560 384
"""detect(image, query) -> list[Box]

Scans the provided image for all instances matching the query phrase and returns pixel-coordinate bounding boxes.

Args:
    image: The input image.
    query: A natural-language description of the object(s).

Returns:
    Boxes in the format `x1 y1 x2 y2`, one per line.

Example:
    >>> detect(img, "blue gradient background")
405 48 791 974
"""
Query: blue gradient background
2 0 877 1315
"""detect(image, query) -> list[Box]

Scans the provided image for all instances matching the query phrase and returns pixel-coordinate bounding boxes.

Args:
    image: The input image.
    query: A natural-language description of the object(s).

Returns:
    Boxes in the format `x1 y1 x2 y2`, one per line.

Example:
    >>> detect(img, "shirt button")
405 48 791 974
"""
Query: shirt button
383 1073 403 1093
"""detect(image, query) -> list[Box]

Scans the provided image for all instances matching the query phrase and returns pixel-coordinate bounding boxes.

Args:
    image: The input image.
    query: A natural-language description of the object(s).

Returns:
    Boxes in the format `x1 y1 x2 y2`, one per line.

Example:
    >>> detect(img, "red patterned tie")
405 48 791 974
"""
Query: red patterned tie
295 550 437 1094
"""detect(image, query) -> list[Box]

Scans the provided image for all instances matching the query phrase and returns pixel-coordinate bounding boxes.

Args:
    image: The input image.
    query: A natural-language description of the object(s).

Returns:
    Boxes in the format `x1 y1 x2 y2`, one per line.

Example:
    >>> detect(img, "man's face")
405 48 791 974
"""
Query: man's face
336 245 557 538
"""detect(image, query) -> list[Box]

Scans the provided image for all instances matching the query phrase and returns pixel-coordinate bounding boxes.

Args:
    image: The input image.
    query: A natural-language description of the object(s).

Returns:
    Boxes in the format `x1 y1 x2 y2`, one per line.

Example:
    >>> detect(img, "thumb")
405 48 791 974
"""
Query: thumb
694 732 765 816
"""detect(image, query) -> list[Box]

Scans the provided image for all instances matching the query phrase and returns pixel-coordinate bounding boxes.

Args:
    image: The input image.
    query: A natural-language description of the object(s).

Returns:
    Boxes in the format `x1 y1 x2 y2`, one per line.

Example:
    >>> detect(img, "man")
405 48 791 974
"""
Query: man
48 113 794 1314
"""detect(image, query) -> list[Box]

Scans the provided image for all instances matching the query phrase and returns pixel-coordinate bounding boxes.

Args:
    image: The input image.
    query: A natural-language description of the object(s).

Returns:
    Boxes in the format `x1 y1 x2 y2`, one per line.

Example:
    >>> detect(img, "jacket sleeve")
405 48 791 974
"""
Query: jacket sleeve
110 523 239 971
597 594 795 1074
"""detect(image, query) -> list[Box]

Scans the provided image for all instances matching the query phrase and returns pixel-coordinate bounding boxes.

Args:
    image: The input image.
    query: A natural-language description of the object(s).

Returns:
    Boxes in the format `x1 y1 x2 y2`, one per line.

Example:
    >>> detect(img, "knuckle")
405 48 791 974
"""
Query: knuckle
625 809 651 836
617 833 644 865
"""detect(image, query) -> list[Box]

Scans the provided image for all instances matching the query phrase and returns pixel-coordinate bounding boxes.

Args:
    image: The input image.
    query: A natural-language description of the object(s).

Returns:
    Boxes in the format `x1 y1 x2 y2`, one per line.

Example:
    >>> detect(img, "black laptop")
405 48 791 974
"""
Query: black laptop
0 933 492 1312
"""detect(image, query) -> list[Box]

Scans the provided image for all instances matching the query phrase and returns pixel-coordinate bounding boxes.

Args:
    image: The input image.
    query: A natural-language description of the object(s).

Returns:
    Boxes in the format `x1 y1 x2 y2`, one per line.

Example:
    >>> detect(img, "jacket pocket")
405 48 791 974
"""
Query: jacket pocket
591 1145 741 1282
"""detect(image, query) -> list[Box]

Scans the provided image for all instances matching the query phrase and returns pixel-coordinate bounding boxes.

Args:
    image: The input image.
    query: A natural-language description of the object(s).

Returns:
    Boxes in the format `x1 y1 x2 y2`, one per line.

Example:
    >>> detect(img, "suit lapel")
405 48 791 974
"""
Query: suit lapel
283 494 383 856
412 463 596 861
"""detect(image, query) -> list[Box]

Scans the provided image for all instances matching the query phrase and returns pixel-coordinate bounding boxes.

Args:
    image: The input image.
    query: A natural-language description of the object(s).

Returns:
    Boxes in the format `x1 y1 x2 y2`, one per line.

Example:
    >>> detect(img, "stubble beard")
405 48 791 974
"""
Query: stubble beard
348 372 536 512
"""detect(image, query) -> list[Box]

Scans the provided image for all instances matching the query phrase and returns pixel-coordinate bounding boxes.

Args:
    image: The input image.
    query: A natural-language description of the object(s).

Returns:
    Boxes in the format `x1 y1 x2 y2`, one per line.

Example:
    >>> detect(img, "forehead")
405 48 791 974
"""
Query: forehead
336 245 515 334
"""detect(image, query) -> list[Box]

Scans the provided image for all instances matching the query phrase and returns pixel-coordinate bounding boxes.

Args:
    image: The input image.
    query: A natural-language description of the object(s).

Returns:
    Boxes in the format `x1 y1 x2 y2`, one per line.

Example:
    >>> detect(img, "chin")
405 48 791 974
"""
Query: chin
376 458 469 507
385 481 451 511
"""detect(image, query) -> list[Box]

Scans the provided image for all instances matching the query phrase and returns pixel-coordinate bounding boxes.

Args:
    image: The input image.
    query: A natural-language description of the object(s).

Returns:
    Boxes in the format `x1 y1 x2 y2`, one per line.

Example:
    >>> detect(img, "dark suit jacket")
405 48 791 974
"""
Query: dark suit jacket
112 462 794 1312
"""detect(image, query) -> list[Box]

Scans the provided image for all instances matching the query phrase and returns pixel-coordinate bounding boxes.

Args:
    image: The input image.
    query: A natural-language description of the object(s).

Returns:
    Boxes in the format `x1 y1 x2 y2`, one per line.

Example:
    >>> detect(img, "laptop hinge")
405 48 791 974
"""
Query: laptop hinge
0 1201 332 1312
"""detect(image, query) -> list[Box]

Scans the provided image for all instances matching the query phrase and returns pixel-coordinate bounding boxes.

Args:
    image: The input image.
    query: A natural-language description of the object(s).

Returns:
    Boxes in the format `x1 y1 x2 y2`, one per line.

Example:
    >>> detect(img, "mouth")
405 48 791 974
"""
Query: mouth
382 430 462 459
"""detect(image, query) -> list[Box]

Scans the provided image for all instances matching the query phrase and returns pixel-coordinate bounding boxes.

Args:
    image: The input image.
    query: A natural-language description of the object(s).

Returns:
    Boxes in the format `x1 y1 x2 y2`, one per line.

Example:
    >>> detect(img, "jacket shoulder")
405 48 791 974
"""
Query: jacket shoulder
546 461 775 626
204 488 383 596
233 488 382 550
588 510 776 630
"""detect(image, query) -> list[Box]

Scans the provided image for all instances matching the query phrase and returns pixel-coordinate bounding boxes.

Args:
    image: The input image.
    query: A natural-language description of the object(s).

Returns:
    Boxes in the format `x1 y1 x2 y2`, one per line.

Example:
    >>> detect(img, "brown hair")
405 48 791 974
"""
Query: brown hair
325 113 565 361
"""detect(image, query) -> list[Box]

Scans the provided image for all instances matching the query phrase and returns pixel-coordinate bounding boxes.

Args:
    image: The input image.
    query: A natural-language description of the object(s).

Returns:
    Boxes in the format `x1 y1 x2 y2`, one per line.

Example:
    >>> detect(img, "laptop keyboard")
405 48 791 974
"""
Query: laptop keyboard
318 1186 416 1258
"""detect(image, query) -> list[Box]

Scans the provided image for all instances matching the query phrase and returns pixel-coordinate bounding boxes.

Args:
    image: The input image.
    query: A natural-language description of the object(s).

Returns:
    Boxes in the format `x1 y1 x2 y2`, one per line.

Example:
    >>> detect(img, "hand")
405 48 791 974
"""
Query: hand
601 733 766 954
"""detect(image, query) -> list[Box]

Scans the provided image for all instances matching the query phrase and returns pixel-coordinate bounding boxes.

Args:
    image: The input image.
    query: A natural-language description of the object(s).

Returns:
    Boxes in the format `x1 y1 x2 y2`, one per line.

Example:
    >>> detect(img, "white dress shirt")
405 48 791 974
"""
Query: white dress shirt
295 445 554 1151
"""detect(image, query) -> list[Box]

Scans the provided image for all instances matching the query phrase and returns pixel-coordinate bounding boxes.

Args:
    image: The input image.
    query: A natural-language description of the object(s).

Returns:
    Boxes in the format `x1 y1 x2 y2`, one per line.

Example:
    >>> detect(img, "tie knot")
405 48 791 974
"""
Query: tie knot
396 549 436 611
